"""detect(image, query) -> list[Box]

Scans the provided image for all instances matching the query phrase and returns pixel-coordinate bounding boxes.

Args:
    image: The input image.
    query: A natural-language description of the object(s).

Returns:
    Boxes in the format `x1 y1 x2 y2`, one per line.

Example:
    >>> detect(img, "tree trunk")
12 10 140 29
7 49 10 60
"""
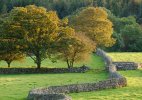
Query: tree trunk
7 61 11 68
35 52 41 69
37 61 41 69
66 59 70 69
69 61 74 68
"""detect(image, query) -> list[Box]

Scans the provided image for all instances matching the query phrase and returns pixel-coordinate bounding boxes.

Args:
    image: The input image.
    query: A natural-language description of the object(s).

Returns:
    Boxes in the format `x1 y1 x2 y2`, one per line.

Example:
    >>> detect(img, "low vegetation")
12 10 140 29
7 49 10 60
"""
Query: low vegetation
108 52 142 63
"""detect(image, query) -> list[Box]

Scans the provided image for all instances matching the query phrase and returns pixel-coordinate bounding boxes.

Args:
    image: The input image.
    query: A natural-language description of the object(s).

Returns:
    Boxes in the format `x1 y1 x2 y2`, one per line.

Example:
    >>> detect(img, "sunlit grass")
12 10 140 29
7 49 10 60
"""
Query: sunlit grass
1 53 142 100
0 54 107 100
70 69 142 100
0 54 105 70
0 71 108 100
108 52 142 63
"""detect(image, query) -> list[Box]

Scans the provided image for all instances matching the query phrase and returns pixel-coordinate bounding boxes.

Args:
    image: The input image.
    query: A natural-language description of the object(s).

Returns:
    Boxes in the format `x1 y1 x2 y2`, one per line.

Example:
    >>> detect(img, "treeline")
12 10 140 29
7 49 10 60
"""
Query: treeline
96 0 142 23
1 0 142 21
0 0 93 18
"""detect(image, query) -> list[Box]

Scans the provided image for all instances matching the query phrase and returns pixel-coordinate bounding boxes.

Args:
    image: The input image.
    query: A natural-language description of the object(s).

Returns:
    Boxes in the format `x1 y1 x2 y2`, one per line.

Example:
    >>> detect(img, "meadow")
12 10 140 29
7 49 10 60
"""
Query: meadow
0 54 107 100
108 52 142 63
1 53 142 100
71 69 142 100
0 54 104 69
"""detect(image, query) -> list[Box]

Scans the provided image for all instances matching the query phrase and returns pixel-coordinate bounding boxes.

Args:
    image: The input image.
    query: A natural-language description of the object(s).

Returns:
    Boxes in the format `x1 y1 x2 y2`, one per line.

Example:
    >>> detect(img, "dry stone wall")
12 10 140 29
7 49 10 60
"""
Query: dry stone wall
96 48 140 70
27 49 127 100
113 62 140 70
27 78 126 100
0 66 90 74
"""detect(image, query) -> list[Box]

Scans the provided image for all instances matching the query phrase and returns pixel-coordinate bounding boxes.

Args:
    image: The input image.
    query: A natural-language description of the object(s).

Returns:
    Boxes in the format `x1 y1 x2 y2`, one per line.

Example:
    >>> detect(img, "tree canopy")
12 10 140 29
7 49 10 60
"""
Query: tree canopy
68 7 115 48
2 5 62 68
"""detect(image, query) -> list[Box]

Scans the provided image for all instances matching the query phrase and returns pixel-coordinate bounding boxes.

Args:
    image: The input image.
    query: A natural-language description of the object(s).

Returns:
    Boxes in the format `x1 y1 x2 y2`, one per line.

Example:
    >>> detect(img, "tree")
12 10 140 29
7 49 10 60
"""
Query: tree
7 5 61 68
121 24 142 52
106 11 141 52
56 26 95 68
1 4 8 14
0 51 25 68
0 17 25 67
69 7 115 48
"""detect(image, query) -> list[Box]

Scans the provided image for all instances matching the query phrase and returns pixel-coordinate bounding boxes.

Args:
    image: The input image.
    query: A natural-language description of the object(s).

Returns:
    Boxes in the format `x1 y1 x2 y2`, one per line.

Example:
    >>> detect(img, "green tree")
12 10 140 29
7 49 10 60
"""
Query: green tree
1 4 8 14
0 17 25 67
106 11 141 52
121 24 142 51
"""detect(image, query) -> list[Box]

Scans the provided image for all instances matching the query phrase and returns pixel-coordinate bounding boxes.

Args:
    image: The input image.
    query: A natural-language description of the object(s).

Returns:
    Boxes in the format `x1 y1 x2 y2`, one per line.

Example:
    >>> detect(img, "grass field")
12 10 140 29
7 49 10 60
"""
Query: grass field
70 69 142 100
0 54 108 100
1 53 142 100
0 71 108 100
0 54 105 69
108 52 142 63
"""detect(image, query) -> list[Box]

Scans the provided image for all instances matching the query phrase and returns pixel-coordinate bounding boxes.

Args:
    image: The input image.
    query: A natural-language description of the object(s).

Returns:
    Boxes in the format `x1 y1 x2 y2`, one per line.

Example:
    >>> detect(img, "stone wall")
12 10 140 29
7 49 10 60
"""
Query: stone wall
0 66 90 74
96 48 112 67
28 77 126 100
27 49 127 100
96 48 127 80
113 62 140 70
96 48 140 70
28 93 71 100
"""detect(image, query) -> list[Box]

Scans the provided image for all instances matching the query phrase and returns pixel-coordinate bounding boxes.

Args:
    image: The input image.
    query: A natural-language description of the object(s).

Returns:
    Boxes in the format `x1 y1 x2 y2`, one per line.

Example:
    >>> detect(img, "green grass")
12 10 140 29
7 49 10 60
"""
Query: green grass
108 52 142 63
2 53 142 100
70 69 142 100
0 54 108 100
0 71 108 100
0 54 105 69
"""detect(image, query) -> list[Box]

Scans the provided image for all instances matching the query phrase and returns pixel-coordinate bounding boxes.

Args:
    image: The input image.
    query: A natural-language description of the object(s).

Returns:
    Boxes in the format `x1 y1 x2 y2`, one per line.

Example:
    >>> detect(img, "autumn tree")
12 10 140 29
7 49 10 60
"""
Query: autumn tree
56 26 95 68
0 17 25 67
69 7 115 48
0 51 25 68
7 5 63 68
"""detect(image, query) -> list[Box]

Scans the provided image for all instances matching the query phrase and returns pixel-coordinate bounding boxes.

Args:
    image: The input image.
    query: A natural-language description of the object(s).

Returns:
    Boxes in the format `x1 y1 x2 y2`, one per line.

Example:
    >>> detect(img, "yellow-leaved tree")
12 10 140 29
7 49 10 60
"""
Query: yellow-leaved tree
55 25 95 68
7 5 61 68
69 7 115 47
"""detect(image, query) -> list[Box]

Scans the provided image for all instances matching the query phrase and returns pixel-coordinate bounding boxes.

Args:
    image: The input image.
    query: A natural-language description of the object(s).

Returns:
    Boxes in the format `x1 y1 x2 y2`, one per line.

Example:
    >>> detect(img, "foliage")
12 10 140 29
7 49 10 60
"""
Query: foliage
0 14 25 67
105 11 142 52
56 28 95 68
69 7 115 48
7 5 62 68
0 5 102 68
121 24 142 51
0 0 94 18
1 0 142 23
